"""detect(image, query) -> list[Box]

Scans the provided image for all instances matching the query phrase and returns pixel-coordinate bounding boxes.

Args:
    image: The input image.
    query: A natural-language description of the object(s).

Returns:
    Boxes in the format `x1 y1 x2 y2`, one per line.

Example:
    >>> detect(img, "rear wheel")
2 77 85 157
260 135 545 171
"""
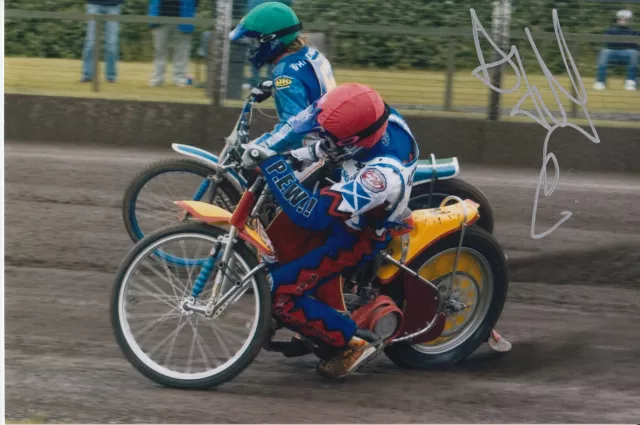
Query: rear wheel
384 227 507 369
409 178 494 234
122 158 240 244
111 223 271 388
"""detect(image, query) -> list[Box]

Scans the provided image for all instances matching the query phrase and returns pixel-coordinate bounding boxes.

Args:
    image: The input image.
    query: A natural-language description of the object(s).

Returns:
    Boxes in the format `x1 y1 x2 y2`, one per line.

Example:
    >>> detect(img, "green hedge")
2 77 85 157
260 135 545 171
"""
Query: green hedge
293 0 636 74
5 0 638 74
4 0 215 61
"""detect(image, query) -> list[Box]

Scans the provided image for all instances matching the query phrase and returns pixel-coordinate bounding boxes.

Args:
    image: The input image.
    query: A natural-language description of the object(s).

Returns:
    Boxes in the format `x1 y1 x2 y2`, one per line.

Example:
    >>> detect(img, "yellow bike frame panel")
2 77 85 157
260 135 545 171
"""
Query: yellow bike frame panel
175 200 232 223
175 200 273 255
377 200 480 283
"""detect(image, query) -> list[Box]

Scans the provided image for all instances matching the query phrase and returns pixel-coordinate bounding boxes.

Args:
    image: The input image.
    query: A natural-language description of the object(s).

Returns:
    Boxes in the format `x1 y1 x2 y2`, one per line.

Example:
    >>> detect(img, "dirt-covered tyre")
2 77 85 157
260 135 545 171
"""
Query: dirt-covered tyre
384 226 507 369
409 178 495 234
122 158 240 243
111 222 271 389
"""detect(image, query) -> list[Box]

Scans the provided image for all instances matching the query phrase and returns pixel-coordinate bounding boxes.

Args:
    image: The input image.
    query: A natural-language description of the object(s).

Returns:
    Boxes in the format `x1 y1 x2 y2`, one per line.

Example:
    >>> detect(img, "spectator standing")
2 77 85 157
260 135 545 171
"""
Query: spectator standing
594 10 639 91
80 0 123 83
148 0 198 86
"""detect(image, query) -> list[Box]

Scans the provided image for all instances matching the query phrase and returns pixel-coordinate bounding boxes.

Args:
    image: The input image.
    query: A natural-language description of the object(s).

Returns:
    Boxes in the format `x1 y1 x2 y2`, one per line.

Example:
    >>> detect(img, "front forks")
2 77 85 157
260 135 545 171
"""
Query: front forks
188 154 231 216
179 172 221 223
183 176 268 319
183 252 265 319
205 171 224 204
184 227 239 316
207 227 239 305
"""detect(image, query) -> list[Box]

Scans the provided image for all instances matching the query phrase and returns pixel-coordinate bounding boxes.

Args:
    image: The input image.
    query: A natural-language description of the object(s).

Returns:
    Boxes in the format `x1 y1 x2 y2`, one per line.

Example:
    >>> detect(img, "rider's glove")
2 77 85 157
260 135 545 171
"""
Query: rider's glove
241 143 276 169
316 139 362 162
251 80 273 103
315 139 336 160
286 143 322 171
283 152 306 172
296 140 334 162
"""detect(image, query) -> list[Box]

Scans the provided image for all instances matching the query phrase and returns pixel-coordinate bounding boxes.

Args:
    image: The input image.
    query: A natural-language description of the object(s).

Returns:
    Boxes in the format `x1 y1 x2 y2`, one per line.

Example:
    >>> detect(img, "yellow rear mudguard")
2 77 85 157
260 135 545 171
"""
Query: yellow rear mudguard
175 200 272 254
377 199 480 283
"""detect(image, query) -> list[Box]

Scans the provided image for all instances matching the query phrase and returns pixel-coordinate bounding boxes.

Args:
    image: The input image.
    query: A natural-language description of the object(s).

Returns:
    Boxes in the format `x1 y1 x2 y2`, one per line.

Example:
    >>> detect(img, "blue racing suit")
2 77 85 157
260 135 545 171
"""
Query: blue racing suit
254 46 337 152
257 108 419 347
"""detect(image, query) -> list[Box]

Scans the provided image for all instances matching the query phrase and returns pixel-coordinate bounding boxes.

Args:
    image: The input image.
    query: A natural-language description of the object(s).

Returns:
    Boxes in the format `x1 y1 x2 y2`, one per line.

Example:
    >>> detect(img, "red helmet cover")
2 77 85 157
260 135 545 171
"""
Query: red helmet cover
316 83 388 149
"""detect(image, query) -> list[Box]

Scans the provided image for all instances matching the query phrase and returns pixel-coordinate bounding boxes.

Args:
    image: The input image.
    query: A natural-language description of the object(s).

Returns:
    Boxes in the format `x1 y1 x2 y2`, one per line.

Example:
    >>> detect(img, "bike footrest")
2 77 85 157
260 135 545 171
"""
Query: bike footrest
265 338 314 358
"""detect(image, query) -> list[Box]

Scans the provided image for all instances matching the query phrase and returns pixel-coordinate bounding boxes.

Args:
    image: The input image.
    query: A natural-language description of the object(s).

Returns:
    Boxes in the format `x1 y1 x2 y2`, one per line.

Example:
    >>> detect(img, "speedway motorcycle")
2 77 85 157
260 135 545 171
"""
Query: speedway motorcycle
121 89 494 245
111 150 508 388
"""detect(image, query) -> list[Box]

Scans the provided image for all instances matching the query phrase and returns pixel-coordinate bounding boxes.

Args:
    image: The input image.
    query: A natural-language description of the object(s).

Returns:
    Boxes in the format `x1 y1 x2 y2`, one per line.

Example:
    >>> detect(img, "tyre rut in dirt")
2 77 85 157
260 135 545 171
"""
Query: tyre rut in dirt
122 158 240 243
110 223 272 389
384 227 508 369
409 178 495 234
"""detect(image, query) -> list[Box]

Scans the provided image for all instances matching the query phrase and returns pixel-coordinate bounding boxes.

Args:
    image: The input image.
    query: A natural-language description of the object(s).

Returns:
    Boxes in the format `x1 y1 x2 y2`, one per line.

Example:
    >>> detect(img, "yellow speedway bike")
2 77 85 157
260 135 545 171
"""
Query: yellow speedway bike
111 151 509 388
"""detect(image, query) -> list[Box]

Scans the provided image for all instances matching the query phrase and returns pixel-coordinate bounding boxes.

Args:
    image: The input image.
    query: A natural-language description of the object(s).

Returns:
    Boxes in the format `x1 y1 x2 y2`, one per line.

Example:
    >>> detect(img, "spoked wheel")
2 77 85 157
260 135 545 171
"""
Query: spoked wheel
122 158 240 244
111 223 271 389
384 227 508 369
409 179 495 234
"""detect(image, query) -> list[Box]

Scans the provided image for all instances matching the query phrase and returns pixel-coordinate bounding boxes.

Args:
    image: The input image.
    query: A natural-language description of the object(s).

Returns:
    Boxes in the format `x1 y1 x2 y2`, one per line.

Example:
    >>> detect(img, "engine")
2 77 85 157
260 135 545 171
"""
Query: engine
372 310 402 340
350 295 404 342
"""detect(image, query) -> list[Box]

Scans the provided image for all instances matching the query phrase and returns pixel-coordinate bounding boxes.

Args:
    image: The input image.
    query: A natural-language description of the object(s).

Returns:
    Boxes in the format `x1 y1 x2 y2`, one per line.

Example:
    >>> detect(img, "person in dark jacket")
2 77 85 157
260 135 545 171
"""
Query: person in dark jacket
594 10 639 91
80 0 123 83
148 0 198 86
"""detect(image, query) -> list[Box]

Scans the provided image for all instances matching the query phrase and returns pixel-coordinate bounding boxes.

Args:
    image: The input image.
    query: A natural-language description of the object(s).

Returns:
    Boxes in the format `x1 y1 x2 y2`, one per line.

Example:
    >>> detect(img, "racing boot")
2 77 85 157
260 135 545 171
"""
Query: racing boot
316 328 384 380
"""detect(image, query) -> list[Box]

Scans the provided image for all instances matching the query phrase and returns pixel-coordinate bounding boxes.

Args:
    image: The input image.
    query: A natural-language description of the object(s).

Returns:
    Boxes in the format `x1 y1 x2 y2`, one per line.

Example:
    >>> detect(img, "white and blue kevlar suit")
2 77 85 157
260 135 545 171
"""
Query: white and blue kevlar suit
257 106 419 348
254 46 337 152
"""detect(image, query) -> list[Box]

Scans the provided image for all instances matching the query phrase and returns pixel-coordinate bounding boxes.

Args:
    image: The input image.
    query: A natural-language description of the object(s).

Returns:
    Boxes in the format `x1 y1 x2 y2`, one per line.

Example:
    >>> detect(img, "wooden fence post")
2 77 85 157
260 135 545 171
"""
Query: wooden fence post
444 37 456 111
488 0 511 120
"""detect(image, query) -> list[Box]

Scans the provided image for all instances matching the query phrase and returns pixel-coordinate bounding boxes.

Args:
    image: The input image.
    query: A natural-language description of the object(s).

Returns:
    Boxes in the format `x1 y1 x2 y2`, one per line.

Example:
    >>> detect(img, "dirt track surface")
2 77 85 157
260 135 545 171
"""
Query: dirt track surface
5 142 640 423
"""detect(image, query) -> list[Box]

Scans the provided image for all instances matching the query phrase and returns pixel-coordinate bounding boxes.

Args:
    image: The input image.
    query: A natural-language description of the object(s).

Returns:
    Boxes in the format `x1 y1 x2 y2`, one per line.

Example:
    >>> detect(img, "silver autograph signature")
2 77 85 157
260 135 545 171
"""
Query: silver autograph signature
470 8 601 239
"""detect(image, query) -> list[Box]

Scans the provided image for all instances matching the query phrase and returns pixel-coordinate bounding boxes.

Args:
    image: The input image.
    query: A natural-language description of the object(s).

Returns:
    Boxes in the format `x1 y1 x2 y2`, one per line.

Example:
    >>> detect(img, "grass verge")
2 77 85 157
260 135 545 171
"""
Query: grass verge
5 57 639 127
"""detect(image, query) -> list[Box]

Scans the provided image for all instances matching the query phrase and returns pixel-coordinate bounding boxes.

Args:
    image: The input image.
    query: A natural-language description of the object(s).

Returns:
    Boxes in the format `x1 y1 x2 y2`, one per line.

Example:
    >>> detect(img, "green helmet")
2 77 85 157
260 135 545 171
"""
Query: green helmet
229 2 302 68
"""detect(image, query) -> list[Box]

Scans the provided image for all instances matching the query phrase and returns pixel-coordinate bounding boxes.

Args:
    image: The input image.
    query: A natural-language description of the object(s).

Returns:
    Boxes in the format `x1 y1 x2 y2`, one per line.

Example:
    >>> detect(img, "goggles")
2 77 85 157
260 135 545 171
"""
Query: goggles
229 23 303 45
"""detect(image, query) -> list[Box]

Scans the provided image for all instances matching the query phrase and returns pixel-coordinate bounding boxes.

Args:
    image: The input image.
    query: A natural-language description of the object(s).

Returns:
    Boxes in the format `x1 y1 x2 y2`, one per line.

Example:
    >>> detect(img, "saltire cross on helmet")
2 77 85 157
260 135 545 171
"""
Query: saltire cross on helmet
290 83 391 160
228 2 302 69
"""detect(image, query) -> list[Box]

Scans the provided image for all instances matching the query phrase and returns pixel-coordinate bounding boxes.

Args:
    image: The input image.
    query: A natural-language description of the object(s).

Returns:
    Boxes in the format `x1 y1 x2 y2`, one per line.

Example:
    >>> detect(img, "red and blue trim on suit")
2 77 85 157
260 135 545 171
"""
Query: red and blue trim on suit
260 155 391 347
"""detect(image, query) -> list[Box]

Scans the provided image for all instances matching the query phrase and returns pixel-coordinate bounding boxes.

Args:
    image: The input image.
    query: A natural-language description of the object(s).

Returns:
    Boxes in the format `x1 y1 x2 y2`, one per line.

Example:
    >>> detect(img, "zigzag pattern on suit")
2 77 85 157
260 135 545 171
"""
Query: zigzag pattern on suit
270 226 382 347
274 294 349 347
274 231 376 296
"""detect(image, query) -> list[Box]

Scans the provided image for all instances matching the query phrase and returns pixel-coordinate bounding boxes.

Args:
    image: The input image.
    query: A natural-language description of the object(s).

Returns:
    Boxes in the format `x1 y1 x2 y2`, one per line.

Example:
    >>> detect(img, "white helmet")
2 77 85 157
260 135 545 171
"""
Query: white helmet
616 9 632 20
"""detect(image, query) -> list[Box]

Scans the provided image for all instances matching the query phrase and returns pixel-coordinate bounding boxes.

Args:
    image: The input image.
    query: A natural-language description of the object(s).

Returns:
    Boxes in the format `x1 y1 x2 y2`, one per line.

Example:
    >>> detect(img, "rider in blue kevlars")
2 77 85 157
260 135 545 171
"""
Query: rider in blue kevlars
228 1 337 153
241 83 420 379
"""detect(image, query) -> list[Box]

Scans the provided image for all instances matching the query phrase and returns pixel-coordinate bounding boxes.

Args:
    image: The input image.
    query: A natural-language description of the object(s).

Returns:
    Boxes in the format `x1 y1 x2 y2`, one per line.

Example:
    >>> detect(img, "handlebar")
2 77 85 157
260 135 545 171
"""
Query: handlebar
219 162 240 170
245 92 257 105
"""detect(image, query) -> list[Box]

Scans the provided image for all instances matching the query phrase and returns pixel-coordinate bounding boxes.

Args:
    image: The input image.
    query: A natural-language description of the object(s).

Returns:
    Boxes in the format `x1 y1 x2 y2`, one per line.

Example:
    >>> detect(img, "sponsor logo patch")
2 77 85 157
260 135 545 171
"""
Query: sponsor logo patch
359 168 387 193
274 76 293 88
289 60 307 71
381 131 390 146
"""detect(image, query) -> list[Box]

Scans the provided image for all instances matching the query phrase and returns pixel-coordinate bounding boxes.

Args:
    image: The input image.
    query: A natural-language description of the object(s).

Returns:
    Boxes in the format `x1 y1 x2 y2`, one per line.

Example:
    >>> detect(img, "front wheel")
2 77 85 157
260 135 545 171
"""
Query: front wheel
111 223 272 389
122 158 241 244
409 178 495 234
384 227 508 369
